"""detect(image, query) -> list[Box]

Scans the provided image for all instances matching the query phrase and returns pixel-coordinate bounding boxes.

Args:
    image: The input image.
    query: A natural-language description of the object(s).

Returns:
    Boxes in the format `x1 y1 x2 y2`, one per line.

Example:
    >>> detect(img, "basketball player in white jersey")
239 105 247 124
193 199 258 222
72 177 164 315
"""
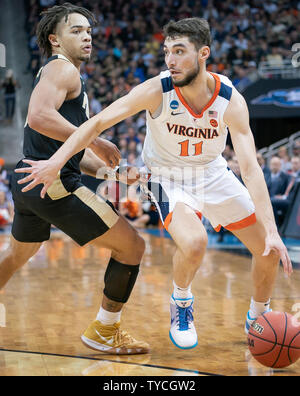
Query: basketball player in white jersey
16 18 292 351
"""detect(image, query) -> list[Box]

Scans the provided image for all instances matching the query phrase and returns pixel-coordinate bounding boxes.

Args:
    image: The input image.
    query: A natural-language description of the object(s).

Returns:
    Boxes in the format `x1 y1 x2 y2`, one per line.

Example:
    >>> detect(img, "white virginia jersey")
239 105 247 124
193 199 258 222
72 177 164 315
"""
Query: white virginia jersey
142 70 233 169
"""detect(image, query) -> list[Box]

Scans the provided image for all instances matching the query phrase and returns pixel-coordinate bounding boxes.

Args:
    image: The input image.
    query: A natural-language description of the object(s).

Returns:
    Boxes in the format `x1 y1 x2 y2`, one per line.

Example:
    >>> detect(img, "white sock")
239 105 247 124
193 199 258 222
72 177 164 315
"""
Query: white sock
249 297 271 318
173 281 193 300
96 307 121 325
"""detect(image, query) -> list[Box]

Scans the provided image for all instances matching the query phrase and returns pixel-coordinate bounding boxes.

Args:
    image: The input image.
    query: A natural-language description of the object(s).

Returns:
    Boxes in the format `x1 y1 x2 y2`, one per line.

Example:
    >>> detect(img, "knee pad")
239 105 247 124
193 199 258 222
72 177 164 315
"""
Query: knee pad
103 258 140 303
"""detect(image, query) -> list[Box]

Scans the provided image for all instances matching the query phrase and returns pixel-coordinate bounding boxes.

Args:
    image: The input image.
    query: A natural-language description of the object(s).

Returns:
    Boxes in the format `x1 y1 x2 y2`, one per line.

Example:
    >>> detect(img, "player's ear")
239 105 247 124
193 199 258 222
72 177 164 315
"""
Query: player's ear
48 34 60 50
199 46 210 61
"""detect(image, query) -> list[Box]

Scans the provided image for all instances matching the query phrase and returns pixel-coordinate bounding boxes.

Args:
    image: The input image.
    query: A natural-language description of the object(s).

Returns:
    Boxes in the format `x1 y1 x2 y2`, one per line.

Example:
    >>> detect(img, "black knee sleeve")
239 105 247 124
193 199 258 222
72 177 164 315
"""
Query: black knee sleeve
103 258 140 303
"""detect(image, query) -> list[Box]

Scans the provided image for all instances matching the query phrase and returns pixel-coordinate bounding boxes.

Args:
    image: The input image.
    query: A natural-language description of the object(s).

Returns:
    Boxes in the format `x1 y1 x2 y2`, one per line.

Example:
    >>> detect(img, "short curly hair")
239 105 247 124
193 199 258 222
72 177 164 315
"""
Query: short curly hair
36 2 97 58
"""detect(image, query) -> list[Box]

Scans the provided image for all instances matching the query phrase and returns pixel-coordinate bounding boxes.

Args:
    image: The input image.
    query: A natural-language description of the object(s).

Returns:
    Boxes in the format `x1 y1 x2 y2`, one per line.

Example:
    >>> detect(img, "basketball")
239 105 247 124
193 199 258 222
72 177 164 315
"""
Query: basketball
248 311 300 368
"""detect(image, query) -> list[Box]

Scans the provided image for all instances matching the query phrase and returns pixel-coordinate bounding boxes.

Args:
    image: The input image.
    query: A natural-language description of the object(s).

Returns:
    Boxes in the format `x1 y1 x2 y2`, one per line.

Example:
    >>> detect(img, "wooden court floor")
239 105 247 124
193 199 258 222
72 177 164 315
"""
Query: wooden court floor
0 231 299 376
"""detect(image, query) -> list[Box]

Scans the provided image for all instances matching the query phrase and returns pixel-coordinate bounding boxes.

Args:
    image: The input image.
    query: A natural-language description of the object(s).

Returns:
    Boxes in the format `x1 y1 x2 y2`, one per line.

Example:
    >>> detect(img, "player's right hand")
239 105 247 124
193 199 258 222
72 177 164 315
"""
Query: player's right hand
15 159 60 199
90 138 121 168
263 232 293 277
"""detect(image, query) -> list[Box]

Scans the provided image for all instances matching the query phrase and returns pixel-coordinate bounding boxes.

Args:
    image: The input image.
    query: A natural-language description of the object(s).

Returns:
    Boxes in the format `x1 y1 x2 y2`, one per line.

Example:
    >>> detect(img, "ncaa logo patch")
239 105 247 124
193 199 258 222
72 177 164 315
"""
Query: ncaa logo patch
170 100 179 110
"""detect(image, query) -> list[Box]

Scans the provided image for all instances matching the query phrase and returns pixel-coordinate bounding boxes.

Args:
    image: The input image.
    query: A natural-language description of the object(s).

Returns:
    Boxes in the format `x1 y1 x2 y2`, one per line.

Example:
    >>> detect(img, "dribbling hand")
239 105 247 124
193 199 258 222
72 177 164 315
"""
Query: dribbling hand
15 159 60 199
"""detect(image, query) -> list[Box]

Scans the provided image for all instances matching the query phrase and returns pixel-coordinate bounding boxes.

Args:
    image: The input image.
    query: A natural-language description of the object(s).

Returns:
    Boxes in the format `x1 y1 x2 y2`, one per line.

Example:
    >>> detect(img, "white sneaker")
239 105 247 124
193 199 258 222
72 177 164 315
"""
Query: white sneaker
245 309 272 335
169 294 198 349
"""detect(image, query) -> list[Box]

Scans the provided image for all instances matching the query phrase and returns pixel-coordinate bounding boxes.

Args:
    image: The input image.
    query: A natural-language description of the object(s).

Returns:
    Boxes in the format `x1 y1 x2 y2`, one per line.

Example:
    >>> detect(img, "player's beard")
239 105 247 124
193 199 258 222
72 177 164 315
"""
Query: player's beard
78 54 91 62
172 60 200 87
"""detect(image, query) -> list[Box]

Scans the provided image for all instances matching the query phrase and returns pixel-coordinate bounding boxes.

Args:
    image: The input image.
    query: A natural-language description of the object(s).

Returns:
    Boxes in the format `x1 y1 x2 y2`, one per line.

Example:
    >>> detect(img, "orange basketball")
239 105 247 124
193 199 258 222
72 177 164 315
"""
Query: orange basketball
247 311 300 368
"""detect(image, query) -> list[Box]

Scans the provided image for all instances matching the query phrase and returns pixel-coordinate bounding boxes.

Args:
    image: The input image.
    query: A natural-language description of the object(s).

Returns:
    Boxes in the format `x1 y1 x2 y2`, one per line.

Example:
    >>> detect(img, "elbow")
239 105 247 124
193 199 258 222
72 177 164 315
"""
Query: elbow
27 109 45 131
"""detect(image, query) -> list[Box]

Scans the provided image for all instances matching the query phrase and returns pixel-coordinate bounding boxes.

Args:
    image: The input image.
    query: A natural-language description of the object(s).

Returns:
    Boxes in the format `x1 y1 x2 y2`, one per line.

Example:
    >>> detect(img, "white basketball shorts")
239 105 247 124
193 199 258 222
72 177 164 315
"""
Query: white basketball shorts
142 155 256 232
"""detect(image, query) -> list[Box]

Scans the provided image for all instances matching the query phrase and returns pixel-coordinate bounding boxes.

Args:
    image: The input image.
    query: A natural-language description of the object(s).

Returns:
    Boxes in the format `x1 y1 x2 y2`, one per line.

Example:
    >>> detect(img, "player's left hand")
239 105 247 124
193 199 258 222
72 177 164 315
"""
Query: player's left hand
263 232 293 276
90 138 121 168
15 159 60 199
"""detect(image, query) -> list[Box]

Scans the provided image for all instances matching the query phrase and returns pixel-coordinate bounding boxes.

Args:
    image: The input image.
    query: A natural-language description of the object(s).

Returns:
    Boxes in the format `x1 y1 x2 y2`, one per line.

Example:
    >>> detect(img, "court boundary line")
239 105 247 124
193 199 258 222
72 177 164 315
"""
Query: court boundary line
0 347 223 376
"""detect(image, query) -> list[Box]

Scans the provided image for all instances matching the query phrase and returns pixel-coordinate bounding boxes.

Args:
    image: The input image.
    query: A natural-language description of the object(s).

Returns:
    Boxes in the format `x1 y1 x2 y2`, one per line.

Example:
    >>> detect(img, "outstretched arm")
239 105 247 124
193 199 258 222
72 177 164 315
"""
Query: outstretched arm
15 76 162 197
224 87 292 275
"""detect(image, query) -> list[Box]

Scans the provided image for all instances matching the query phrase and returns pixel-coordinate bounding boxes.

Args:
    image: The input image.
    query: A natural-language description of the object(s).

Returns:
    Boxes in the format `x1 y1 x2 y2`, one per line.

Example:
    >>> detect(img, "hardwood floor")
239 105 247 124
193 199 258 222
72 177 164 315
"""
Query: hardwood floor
0 232 299 376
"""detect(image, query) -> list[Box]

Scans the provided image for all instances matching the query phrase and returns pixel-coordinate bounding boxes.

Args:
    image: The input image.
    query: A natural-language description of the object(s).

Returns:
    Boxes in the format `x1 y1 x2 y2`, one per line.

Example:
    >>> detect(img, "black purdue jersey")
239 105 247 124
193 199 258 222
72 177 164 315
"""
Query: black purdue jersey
23 54 89 192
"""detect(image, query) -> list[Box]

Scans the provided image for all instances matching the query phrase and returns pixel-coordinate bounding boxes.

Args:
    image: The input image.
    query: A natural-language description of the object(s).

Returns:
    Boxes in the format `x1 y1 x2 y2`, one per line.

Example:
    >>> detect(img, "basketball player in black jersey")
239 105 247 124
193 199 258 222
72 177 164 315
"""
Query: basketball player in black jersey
0 3 149 355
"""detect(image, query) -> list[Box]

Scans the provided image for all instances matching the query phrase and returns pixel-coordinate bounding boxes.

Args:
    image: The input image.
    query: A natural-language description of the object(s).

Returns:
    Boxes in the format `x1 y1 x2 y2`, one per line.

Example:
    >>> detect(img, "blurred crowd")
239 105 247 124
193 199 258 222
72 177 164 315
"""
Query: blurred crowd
24 0 300 168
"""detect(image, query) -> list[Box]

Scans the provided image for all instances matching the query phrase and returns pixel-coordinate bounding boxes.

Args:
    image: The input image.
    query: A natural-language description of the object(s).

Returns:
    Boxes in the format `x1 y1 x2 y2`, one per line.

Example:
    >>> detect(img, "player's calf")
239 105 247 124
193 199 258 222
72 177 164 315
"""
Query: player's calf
0 239 41 289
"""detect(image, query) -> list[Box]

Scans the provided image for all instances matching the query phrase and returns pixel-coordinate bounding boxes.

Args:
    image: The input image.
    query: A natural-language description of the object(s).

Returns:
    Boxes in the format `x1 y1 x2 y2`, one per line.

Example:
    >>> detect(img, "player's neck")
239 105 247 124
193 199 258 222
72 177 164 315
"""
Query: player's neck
51 51 81 71
177 69 214 113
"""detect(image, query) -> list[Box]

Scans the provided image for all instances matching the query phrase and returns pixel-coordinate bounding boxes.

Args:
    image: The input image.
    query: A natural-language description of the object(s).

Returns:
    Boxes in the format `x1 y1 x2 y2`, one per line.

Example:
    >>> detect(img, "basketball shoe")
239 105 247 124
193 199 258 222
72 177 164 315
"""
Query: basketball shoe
169 294 198 349
245 309 272 335
81 321 150 354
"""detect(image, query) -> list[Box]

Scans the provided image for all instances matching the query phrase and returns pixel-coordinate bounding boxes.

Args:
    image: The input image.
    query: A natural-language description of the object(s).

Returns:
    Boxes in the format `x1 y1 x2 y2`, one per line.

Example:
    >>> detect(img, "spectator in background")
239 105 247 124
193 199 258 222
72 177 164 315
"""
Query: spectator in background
119 137 129 159
127 152 137 166
119 184 143 222
290 155 300 179
131 202 160 229
0 158 10 194
1 69 20 124
256 152 271 190
267 45 284 67
268 156 290 198
101 127 118 146
277 145 291 173
126 127 141 146
292 140 300 157
289 156 300 178
270 168 298 229
0 190 13 229
118 117 136 136
88 90 102 117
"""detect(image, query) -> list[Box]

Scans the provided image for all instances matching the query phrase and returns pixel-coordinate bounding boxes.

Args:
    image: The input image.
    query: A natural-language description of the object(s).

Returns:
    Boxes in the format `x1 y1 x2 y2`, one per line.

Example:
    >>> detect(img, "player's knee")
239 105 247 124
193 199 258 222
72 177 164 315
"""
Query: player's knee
131 231 145 261
117 227 145 264
253 250 280 273
262 251 280 266
254 247 279 262
183 235 207 263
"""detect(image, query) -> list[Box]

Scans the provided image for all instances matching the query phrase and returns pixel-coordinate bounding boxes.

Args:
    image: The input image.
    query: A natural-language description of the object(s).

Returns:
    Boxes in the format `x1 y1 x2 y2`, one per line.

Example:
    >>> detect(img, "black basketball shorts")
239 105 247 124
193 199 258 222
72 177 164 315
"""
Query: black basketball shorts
11 162 119 246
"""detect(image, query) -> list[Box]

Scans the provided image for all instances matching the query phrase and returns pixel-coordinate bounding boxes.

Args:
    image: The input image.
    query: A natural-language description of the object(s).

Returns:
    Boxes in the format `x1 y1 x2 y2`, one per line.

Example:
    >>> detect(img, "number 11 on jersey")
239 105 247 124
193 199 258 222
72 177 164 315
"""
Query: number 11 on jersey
179 140 203 157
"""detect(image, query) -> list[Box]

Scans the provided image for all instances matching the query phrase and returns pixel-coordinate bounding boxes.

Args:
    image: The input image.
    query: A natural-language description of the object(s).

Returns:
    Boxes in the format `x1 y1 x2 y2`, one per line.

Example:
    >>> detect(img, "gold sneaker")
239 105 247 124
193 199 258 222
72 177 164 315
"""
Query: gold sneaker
81 320 150 355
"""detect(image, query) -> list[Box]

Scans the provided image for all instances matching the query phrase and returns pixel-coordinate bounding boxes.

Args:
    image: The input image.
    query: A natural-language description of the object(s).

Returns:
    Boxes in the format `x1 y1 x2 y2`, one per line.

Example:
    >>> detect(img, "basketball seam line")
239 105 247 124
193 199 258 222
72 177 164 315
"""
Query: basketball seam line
248 333 300 350
271 312 288 368
249 333 300 356
288 329 300 362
